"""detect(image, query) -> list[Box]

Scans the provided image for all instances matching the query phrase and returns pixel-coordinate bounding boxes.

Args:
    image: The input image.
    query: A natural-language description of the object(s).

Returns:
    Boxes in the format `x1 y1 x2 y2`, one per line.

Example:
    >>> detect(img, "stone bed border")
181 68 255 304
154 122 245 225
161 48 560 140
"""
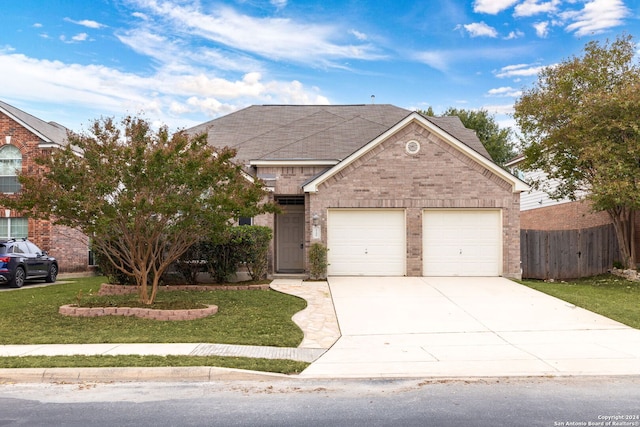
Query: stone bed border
58 283 269 321
97 283 270 295
58 304 218 321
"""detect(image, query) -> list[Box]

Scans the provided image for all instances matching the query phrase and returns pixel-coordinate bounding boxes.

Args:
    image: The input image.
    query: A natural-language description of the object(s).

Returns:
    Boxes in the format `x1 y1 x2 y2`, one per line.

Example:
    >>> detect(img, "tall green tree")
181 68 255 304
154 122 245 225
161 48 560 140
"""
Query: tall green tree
2 116 274 304
420 107 516 166
514 34 640 268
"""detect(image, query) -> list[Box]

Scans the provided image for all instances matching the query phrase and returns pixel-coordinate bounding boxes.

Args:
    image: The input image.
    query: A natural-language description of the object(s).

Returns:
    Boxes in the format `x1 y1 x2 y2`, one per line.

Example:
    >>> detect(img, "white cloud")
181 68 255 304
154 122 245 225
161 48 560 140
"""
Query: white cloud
414 51 451 72
561 0 629 37
350 29 368 41
482 103 515 116
33 23 43 28
71 33 89 42
270 0 287 8
64 17 106 29
504 30 524 40
473 0 518 14
0 49 329 128
116 28 261 73
533 21 550 37
487 86 522 97
463 22 498 38
514 0 560 17
132 12 149 20
124 0 383 67
494 63 547 78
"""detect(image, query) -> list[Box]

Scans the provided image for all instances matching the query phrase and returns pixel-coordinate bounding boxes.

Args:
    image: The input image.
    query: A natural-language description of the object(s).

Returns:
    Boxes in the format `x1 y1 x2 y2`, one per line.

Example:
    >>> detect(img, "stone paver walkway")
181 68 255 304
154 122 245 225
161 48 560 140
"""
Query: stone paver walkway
269 279 341 349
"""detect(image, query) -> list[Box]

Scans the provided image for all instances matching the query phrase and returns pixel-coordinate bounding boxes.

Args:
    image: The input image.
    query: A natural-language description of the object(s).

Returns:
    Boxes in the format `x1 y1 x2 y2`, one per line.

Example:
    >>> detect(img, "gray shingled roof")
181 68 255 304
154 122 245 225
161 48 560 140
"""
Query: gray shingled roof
424 115 492 160
188 104 492 165
0 100 69 145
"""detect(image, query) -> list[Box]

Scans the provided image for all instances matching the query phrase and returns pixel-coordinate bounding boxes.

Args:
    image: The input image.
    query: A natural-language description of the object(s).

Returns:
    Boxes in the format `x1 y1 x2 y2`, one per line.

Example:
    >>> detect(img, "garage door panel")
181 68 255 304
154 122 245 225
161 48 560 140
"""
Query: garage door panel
328 209 405 276
423 210 501 277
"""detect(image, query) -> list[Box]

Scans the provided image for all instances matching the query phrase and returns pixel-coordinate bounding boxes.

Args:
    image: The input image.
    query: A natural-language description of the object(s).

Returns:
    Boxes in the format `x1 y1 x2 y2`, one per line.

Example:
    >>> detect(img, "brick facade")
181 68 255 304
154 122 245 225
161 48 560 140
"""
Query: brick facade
255 120 523 279
520 200 611 230
0 111 90 272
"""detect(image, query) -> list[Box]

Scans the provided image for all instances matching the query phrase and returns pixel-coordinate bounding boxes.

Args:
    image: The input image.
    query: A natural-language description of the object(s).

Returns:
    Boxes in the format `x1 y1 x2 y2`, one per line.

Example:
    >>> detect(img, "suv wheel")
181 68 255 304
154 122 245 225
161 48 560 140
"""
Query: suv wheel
10 267 25 288
45 264 58 283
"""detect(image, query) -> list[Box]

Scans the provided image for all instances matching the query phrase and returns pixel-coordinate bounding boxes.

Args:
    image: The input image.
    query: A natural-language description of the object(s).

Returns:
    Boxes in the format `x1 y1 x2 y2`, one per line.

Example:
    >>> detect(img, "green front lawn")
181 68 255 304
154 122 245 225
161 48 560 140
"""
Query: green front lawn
518 274 640 329
0 276 308 373
0 276 306 346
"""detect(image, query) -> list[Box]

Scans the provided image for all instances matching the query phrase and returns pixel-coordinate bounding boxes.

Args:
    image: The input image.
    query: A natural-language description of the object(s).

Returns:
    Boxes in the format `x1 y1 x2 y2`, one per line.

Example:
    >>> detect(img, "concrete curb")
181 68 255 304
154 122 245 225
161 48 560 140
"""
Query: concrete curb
0 366 294 383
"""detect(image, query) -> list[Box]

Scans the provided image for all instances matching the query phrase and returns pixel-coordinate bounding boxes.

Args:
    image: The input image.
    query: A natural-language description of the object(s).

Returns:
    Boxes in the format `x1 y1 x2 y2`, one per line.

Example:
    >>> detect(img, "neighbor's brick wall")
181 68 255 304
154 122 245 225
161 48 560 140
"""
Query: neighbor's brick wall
520 200 611 230
308 121 522 279
1 111 89 272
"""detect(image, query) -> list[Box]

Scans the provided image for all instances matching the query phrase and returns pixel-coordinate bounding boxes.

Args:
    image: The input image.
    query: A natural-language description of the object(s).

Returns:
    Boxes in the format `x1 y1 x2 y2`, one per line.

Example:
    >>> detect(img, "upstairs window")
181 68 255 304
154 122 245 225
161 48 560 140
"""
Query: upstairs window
0 145 22 193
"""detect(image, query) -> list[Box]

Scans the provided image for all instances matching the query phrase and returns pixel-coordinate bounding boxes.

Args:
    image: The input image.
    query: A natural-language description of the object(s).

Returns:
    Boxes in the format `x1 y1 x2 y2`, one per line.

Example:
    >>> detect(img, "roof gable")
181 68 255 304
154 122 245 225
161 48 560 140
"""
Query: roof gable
303 112 529 193
0 99 69 146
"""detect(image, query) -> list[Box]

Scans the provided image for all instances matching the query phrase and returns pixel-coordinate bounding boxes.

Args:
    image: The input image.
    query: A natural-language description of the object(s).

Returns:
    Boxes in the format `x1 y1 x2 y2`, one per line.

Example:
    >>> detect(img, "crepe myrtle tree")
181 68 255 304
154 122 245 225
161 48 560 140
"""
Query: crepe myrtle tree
514 34 640 269
2 116 275 304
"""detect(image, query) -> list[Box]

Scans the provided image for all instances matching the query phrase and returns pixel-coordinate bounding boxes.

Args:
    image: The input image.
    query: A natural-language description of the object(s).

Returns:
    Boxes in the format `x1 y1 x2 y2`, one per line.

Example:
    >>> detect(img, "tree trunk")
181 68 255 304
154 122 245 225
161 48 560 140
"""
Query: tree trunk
138 272 151 305
608 207 636 269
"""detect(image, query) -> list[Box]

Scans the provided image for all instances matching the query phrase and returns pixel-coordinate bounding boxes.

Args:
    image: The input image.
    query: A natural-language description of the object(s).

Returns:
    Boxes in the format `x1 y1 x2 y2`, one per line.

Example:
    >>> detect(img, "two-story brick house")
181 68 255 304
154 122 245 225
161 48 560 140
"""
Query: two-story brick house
189 105 528 279
0 100 90 272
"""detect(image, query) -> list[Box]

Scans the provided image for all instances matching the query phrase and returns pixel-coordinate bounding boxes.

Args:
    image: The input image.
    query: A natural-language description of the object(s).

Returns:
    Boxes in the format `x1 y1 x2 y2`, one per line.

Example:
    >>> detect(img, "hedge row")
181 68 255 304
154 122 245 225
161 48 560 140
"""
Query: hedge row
96 226 272 285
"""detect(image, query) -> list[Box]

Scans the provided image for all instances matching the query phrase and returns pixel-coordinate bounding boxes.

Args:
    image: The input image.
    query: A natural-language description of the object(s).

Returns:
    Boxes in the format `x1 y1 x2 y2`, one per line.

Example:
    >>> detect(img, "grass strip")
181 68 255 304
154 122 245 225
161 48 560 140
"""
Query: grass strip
0 355 309 374
518 274 640 329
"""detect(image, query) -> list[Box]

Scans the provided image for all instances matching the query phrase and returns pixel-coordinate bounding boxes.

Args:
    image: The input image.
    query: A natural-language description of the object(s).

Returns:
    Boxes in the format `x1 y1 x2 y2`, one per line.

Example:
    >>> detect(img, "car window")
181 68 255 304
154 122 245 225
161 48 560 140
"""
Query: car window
13 242 26 254
0 244 7 254
26 242 42 254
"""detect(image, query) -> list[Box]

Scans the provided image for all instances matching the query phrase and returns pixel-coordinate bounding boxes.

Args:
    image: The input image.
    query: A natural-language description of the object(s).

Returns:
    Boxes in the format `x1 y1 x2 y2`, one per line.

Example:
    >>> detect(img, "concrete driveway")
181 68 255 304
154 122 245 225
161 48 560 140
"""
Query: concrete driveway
300 277 640 378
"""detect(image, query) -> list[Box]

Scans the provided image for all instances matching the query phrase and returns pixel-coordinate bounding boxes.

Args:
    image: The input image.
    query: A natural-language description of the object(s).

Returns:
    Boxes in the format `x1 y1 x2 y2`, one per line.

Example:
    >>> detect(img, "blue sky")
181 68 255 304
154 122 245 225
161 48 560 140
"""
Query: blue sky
0 0 637 132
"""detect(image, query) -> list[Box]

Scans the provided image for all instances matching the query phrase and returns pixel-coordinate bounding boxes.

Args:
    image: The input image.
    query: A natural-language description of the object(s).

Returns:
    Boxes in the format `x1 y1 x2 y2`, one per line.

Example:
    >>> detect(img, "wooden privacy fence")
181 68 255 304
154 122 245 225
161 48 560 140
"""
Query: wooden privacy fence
520 224 620 280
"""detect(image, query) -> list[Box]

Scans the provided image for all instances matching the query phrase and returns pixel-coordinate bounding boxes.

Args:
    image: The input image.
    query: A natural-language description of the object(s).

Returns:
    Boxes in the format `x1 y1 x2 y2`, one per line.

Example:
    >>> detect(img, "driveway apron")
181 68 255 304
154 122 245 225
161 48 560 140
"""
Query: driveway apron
300 277 640 378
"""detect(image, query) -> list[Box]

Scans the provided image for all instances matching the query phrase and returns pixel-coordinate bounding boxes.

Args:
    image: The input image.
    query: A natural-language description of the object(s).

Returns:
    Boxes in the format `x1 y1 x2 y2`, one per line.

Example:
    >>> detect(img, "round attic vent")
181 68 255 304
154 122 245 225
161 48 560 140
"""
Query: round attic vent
405 140 421 155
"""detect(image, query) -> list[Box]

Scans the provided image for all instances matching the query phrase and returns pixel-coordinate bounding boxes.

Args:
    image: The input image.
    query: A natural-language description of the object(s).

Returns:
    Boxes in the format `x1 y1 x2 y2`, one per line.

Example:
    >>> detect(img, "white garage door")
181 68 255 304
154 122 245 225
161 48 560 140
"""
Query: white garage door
423 209 502 276
327 209 405 276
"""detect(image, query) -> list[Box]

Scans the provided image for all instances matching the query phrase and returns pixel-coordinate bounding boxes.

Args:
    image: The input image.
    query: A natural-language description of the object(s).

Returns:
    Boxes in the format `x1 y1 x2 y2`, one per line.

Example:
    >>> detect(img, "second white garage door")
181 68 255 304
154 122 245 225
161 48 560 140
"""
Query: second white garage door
327 209 405 276
423 209 502 276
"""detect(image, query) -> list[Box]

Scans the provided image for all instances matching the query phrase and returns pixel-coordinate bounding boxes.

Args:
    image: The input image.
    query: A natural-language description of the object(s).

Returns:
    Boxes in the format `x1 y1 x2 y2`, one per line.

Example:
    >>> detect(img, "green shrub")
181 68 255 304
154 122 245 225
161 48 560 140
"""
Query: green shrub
207 229 243 283
93 247 136 285
174 241 213 284
137 226 274 285
308 243 328 280
234 226 272 280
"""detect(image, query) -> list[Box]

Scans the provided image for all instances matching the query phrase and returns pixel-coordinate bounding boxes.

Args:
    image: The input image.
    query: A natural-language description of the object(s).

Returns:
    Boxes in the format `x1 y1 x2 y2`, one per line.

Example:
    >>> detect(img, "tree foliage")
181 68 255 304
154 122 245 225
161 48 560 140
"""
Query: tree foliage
420 107 516 166
514 34 640 268
1 116 275 303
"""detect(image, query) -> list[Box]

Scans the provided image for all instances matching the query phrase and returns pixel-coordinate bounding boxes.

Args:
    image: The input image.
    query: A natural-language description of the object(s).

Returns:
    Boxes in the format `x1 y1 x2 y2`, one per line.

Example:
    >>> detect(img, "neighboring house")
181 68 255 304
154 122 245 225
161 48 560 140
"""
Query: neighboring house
506 155 633 277
189 105 528 279
506 155 612 231
0 100 90 272
506 154 640 247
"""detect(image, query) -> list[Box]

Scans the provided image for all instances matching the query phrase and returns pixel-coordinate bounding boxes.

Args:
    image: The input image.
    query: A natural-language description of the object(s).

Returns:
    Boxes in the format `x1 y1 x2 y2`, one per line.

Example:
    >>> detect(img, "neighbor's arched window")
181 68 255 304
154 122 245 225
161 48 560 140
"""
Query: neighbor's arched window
0 145 22 193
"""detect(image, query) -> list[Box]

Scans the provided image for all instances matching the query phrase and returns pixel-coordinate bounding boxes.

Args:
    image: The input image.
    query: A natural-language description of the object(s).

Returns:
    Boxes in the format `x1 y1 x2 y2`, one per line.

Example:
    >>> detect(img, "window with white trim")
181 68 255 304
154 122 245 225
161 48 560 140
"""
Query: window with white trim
0 145 22 193
0 217 28 239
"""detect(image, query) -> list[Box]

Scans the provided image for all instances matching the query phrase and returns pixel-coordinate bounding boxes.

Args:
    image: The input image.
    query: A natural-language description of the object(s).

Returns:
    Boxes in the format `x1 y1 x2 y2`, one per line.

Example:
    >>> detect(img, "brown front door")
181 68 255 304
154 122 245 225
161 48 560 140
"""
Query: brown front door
276 205 304 272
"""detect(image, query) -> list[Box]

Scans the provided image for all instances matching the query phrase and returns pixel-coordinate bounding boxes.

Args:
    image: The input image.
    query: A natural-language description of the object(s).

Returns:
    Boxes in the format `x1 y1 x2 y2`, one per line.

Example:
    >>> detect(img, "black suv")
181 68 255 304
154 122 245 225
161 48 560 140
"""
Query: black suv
0 239 58 288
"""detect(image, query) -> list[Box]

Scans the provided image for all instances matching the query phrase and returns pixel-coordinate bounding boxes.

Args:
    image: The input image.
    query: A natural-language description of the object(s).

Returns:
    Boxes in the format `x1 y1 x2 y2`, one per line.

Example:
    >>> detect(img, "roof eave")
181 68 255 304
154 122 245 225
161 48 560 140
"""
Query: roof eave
249 159 340 167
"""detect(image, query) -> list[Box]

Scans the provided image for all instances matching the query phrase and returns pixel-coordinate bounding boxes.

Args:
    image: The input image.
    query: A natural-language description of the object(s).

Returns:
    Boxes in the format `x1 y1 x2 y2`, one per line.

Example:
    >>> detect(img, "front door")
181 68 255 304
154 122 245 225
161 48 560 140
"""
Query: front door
276 205 305 272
